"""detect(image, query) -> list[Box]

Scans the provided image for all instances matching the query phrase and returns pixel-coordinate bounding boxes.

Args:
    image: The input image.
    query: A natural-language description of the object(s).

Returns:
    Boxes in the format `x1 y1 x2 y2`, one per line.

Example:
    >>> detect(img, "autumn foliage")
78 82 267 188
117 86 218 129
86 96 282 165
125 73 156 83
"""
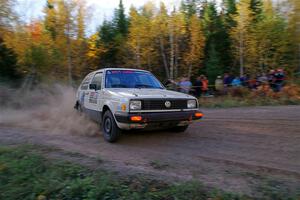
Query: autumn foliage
0 0 299 85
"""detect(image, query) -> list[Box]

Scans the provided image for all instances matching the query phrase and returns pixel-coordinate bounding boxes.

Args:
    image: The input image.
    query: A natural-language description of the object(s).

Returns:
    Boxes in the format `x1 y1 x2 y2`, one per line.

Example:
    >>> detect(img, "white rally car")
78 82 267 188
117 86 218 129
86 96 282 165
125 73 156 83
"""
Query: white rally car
75 68 203 142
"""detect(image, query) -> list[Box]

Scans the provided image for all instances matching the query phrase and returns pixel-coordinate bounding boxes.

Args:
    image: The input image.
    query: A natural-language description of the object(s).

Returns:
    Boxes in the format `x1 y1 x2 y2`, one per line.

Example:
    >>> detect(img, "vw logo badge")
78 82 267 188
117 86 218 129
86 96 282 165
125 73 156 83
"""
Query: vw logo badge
165 101 171 108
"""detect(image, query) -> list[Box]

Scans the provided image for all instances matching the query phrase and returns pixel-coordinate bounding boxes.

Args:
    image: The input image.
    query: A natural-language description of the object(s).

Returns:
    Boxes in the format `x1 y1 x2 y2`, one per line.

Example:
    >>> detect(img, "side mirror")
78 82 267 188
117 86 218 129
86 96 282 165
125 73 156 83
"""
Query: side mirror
89 84 97 90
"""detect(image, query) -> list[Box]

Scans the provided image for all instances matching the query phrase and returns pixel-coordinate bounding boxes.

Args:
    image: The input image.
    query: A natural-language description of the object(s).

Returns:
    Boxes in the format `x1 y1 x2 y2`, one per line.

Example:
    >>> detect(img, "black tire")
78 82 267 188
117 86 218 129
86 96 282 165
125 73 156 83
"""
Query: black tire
76 103 83 115
102 110 122 143
170 125 189 132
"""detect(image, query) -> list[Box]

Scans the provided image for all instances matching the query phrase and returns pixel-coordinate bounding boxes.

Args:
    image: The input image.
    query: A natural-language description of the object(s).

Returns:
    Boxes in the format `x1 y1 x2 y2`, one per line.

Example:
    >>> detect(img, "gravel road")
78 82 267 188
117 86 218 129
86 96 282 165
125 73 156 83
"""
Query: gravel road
1 105 300 197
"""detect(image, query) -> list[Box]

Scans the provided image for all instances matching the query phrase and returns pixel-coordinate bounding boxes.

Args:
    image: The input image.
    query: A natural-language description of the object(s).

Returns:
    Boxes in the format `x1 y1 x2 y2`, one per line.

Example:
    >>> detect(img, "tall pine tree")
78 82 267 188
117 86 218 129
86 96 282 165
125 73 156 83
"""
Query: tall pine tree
202 2 230 80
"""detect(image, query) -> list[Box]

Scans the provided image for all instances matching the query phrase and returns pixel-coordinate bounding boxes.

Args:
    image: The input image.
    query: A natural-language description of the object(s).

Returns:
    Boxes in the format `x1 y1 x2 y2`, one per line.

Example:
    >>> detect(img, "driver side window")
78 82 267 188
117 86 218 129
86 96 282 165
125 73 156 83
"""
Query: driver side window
91 73 103 90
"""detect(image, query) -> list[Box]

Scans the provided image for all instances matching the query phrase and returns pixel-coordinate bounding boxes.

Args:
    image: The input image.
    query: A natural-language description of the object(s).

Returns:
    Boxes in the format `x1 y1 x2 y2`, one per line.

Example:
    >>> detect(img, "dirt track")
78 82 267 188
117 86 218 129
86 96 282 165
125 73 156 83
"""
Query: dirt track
1 106 300 197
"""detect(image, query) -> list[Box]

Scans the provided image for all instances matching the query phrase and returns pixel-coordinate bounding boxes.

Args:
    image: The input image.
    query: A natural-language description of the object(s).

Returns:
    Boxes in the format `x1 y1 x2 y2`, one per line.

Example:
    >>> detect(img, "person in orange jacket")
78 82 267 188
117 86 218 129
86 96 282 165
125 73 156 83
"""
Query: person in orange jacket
200 75 209 96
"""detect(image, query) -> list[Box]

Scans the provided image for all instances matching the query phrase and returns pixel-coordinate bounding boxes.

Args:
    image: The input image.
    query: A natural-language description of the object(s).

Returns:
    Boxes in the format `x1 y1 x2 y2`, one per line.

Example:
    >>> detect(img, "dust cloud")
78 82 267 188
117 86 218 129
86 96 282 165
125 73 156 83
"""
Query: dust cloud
0 84 99 136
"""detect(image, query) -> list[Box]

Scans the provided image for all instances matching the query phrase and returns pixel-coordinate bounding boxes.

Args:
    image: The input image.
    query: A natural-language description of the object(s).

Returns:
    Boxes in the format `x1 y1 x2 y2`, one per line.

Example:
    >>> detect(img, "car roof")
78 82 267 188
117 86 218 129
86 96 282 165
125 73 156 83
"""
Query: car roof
93 68 150 74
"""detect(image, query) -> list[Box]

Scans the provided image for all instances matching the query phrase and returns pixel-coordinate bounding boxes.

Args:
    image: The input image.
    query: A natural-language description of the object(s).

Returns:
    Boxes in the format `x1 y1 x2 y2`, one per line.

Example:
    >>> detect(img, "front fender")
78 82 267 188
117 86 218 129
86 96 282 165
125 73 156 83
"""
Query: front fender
102 98 129 129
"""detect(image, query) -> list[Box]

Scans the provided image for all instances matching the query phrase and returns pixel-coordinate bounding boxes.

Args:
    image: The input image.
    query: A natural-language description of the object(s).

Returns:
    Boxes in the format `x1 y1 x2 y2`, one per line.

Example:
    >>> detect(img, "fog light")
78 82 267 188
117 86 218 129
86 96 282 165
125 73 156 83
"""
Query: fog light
194 112 203 118
130 116 142 122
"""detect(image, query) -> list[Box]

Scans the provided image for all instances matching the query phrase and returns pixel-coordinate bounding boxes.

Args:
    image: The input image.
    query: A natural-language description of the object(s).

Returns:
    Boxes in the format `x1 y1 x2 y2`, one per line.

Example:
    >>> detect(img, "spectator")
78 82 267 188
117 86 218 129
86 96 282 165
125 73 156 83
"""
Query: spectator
179 77 192 94
274 69 285 92
248 76 257 90
200 75 209 96
215 75 223 94
223 73 231 94
223 73 231 87
240 74 249 87
194 76 202 97
267 70 276 90
229 74 235 85
232 76 241 87
257 73 268 84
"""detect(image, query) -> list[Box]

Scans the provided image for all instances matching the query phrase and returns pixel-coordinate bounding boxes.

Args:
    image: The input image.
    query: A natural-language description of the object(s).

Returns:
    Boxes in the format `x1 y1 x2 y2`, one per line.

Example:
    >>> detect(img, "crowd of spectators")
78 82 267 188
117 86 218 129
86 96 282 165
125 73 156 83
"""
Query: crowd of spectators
166 69 286 97
218 69 285 94
166 75 210 97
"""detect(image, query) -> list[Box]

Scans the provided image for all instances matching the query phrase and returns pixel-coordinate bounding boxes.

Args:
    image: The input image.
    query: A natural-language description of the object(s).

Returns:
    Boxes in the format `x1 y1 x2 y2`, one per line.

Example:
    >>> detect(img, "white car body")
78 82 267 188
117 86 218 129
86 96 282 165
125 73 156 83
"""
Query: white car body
75 68 203 142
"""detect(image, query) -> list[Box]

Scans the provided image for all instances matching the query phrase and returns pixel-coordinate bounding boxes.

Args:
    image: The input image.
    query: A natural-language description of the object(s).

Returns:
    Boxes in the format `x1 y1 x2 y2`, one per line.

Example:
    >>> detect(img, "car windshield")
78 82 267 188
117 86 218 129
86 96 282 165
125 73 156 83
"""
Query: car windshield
105 70 164 89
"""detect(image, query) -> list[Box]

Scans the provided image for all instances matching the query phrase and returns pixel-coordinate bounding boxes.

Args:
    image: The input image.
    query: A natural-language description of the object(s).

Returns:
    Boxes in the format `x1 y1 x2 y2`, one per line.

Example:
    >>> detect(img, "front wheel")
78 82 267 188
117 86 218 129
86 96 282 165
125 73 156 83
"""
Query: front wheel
169 125 189 132
102 110 122 142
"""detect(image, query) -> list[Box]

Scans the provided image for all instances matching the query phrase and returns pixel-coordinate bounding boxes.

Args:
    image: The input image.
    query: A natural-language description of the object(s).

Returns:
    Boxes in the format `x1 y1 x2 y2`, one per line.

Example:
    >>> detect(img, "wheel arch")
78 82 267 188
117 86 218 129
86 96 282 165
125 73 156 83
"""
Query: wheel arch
102 105 110 117
101 104 124 130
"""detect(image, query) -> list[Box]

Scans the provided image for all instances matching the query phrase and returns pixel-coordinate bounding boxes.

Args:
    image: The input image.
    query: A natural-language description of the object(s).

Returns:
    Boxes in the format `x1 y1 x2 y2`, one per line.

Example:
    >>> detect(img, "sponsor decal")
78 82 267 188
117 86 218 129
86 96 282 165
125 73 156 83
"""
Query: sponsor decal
89 91 98 104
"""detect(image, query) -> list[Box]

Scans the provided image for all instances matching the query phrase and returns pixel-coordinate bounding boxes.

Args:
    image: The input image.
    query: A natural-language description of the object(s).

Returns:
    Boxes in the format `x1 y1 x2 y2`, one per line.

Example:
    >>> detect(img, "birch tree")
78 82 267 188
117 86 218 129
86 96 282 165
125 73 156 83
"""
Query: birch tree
184 14 205 78
153 2 170 78
254 0 289 71
231 0 255 76
169 9 186 79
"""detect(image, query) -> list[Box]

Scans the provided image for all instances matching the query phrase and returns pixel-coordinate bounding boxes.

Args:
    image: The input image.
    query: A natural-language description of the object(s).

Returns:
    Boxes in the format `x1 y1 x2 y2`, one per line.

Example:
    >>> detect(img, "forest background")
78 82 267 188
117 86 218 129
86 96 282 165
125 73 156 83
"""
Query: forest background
0 0 299 86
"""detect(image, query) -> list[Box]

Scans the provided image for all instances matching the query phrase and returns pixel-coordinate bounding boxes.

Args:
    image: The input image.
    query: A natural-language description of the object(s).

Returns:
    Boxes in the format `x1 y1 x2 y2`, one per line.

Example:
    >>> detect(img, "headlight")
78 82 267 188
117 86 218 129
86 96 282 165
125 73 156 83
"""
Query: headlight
187 100 197 109
130 100 142 110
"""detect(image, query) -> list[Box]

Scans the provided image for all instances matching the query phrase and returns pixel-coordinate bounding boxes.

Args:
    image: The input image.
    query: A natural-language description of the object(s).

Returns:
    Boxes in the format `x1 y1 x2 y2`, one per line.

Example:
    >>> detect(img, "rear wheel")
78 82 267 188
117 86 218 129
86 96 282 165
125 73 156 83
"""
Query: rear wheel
102 110 121 142
170 125 189 132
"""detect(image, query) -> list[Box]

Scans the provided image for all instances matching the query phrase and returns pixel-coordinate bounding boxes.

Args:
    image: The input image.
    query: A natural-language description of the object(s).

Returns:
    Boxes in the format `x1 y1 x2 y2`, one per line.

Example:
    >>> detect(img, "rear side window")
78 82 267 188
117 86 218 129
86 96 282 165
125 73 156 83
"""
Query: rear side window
91 73 103 90
80 74 93 90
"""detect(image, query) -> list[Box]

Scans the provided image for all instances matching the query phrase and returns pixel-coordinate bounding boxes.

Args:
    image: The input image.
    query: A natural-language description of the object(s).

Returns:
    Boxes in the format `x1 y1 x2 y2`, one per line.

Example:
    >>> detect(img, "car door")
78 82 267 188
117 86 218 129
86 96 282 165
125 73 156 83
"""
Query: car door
85 72 103 122
78 73 93 110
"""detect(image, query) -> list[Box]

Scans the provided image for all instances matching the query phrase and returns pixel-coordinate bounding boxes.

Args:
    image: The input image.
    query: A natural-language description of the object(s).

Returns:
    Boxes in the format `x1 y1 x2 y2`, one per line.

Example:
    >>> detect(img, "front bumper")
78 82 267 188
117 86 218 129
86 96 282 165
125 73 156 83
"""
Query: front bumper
115 110 202 127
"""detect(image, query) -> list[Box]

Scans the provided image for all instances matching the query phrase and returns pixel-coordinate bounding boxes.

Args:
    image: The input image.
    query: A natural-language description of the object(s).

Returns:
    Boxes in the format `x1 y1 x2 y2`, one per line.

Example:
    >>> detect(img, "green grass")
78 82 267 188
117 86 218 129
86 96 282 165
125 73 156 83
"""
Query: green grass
149 160 169 170
0 145 248 200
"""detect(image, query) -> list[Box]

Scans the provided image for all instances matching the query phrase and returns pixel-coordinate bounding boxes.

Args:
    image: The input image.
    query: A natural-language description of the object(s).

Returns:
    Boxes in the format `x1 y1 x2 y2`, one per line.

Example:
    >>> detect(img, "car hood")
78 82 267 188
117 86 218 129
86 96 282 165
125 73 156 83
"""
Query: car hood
104 88 194 99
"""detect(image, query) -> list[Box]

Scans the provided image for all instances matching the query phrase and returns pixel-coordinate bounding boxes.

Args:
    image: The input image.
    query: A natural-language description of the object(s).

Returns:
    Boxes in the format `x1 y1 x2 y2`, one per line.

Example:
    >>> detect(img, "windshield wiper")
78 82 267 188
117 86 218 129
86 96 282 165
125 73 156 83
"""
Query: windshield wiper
111 84 127 88
134 84 154 88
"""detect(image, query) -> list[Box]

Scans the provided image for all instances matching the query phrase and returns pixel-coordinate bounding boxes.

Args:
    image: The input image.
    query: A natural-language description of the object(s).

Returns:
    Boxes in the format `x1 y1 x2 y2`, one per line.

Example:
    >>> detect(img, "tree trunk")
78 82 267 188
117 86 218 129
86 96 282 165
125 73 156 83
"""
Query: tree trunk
188 64 192 79
147 56 151 71
136 38 141 69
174 38 179 79
67 19 72 86
169 23 174 80
159 37 169 79
239 31 244 77
298 43 300 73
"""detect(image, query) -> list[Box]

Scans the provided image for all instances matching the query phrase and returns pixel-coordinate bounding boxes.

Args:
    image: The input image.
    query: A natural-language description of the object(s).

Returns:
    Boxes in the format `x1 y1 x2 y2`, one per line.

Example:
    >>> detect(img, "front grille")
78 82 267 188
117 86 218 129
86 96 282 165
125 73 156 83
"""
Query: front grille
142 99 187 110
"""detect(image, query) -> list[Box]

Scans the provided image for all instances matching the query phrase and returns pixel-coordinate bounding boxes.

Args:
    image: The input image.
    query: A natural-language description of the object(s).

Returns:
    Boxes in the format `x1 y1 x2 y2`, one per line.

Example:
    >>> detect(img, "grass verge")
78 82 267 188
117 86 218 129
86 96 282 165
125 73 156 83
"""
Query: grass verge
0 145 248 200
1 145 299 200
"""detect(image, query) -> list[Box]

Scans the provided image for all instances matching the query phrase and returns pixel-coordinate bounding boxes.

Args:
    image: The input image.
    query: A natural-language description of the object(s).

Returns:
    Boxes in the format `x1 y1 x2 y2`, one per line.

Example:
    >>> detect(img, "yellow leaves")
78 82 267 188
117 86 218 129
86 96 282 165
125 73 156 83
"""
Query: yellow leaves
0 163 7 172
170 10 186 36
288 0 300 44
230 0 257 74
184 14 205 66
127 6 155 68
76 0 86 40
36 195 47 200
86 33 106 59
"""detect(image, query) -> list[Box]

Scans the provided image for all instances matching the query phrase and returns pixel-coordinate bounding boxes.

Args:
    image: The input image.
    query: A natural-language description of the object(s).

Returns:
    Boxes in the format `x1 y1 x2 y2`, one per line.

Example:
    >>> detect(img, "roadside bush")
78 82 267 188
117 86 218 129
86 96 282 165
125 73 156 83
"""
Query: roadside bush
199 84 300 108
228 87 250 98
279 84 300 99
